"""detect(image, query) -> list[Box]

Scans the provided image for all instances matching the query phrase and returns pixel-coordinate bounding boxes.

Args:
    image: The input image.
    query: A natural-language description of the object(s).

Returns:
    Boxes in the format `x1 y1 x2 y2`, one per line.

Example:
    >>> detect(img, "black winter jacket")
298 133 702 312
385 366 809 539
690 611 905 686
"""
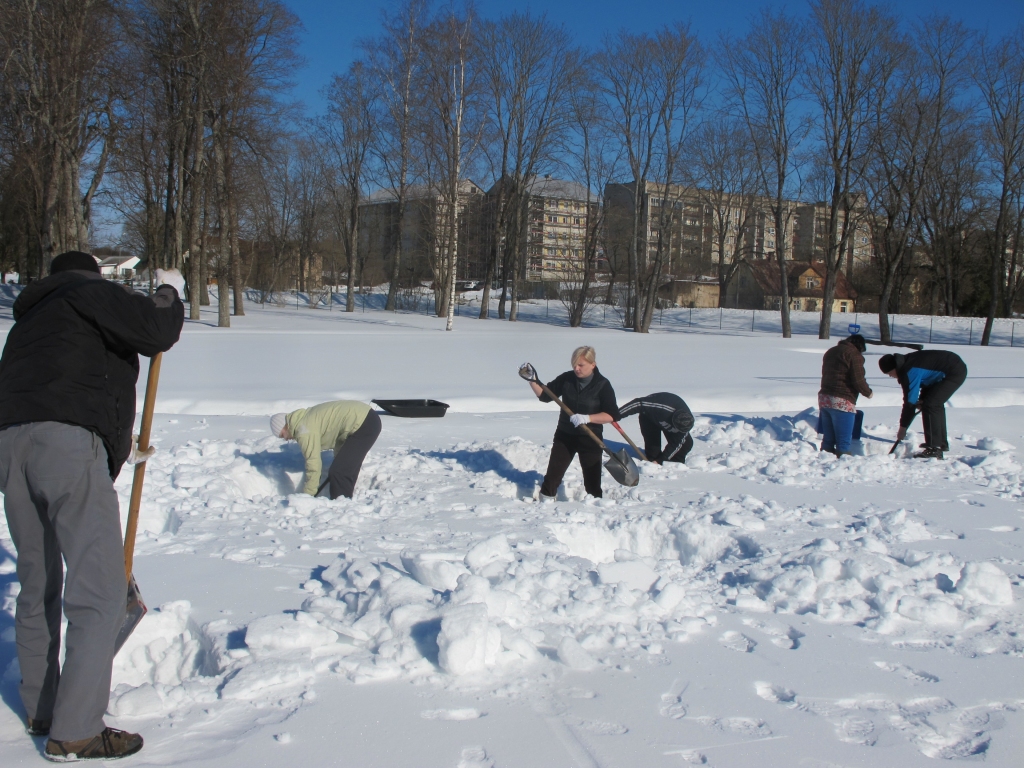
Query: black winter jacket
540 367 620 438
619 392 694 435
891 350 967 429
0 270 184 477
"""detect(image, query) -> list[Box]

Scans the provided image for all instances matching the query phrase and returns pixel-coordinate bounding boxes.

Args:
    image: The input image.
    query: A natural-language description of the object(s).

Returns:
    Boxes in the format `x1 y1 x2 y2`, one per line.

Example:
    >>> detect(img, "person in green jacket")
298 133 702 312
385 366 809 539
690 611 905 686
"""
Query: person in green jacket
270 400 381 499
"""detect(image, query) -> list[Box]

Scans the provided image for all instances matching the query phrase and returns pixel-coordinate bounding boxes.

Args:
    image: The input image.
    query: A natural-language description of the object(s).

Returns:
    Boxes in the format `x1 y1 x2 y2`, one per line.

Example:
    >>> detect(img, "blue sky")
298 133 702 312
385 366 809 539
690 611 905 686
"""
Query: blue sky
283 0 1024 114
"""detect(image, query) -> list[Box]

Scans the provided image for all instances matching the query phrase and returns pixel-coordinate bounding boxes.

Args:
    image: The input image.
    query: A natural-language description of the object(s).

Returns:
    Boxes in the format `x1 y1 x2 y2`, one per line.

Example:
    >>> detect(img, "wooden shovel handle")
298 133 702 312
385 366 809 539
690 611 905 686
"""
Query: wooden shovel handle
612 421 649 462
124 352 162 582
533 380 612 457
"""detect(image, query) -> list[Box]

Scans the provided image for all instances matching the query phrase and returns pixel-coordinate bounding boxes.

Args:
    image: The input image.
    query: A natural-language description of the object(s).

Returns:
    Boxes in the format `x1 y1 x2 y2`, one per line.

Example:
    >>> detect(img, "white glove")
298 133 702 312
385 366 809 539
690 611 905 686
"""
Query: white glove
155 268 186 298
570 414 591 427
127 435 156 465
519 363 538 382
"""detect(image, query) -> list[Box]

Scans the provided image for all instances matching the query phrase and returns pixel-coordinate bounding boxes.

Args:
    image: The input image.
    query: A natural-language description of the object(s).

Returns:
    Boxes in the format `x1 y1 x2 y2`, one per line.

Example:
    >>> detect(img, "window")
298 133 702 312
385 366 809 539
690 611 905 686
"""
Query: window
805 277 817 289
840 303 848 312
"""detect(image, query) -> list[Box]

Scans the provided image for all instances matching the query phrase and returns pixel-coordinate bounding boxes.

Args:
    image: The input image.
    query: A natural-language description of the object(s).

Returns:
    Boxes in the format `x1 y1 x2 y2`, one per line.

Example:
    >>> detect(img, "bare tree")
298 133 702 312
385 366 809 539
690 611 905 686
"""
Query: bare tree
919 121 985 316
864 16 972 340
719 8 807 338
686 116 758 304
0 0 122 271
363 0 429 312
974 26 1024 344
321 65 375 312
596 24 705 333
477 12 579 321
418 3 482 330
560 66 619 327
805 0 902 339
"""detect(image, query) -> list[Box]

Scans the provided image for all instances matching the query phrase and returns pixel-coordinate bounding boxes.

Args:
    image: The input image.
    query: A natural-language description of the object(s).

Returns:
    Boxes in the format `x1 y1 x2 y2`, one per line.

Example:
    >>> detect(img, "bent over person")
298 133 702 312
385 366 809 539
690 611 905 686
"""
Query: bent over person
0 251 184 761
818 334 872 457
618 392 695 464
522 346 619 499
879 350 967 459
271 400 381 499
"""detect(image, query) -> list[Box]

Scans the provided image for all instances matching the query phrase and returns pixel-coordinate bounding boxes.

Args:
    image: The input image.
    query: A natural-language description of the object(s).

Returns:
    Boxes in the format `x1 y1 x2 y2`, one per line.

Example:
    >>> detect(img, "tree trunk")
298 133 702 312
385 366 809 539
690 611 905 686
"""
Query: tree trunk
187 106 204 322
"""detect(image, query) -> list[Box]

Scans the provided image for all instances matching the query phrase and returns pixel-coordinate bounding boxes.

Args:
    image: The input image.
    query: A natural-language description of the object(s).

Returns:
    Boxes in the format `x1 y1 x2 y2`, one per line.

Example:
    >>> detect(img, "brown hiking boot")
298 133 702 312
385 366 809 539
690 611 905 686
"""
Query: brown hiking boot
44 728 143 762
26 717 51 736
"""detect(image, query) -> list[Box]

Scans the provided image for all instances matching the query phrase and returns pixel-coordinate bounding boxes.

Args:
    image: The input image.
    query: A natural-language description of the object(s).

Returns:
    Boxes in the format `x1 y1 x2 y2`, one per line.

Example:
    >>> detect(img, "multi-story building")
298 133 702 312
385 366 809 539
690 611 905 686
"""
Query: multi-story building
604 181 802 280
792 200 873 277
518 176 598 281
604 180 873 283
358 180 486 286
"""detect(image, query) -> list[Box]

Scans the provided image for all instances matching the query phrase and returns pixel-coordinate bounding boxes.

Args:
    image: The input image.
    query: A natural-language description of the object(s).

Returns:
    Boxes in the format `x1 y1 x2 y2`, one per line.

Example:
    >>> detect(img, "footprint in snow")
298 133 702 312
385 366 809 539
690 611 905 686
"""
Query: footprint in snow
577 720 628 735
874 661 939 683
754 681 798 707
457 746 494 768
719 630 757 653
833 716 877 746
741 618 804 649
660 694 687 719
422 708 485 721
694 716 772 738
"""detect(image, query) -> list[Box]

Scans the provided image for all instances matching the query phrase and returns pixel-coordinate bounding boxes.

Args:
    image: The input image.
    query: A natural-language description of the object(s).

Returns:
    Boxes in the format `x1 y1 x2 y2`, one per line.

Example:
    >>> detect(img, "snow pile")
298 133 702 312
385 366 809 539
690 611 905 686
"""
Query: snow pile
108 601 213 717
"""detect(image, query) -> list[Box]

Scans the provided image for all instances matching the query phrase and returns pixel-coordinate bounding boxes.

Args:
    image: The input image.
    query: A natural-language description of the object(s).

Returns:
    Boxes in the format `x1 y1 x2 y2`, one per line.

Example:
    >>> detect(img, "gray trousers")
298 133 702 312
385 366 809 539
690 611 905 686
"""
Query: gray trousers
0 422 126 742
328 410 381 499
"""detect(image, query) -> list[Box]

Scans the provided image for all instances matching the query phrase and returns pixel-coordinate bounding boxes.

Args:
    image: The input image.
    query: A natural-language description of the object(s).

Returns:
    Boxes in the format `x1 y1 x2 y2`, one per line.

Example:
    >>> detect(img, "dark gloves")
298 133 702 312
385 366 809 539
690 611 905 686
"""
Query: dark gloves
519 363 539 382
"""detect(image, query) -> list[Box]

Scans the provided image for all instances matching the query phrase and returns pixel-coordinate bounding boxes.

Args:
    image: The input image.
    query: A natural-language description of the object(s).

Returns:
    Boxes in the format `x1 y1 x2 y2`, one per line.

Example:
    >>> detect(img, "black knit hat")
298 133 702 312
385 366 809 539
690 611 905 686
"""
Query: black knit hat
50 251 99 275
878 354 896 373
846 334 866 352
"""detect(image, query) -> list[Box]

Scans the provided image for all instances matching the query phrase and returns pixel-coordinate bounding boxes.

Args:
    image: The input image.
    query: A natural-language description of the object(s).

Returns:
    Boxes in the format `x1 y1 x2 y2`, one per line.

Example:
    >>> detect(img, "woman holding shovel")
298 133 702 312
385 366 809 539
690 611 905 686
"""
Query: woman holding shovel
520 346 620 499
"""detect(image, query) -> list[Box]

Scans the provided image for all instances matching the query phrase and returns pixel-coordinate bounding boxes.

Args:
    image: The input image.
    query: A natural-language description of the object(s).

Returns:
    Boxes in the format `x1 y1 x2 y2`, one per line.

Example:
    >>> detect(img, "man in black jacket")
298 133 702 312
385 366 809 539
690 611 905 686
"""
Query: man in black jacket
879 350 967 459
0 251 183 761
619 392 695 464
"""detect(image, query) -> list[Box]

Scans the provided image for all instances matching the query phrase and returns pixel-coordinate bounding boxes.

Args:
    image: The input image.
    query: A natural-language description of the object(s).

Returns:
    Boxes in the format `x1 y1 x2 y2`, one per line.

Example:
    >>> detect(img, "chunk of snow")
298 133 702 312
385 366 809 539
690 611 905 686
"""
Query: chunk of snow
956 562 1014 606
437 603 501 675
557 636 598 670
597 560 658 592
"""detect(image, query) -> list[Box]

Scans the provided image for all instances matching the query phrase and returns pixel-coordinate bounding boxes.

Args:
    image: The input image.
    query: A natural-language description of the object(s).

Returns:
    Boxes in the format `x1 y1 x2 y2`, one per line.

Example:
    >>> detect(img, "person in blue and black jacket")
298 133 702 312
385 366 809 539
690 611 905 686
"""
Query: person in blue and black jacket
879 350 967 459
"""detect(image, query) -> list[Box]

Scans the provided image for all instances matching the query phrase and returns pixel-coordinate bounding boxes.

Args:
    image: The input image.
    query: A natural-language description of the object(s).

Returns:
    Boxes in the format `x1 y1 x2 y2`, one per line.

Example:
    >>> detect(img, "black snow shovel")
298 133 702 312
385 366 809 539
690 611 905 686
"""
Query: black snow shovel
114 352 163 653
521 365 641 487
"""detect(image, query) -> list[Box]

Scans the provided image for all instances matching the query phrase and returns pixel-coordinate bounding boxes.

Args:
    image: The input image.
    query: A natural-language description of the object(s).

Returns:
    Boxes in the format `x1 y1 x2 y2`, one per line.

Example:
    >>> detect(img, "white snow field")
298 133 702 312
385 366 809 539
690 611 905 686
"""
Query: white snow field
1 296 1023 767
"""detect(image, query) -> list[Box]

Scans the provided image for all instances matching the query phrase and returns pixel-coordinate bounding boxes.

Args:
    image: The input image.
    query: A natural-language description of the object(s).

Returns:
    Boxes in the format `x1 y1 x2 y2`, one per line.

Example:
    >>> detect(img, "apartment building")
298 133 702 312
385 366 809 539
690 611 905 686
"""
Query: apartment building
792 200 873 276
603 181 801 280
517 176 599 281
358 180 486 286
604 180 874 282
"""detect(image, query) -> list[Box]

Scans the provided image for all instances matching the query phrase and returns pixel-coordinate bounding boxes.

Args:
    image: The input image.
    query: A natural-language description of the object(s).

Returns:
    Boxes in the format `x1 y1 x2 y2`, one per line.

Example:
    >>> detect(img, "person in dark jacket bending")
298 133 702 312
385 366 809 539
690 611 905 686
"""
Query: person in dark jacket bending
520 346 619 499
619 393 694 464
879 350 967 459
818 334 873 456
0 252 184 761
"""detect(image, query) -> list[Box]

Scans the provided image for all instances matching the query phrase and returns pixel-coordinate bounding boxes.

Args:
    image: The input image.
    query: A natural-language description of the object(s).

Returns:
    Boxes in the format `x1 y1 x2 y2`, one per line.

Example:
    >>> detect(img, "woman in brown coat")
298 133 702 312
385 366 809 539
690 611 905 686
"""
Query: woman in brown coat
818 334 873 456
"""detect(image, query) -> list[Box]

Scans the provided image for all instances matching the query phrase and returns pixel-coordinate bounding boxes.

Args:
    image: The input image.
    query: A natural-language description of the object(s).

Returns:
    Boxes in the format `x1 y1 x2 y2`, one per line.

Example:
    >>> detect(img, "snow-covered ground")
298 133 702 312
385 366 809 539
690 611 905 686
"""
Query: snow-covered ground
1 297 1023 767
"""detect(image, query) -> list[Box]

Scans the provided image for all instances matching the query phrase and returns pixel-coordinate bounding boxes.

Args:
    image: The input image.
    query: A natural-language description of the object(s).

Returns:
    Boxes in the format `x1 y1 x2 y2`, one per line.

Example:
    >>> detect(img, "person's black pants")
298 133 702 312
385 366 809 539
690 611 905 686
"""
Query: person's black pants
541 431 603 498
327 410 382 499
639 413 693 464
919 365 967 451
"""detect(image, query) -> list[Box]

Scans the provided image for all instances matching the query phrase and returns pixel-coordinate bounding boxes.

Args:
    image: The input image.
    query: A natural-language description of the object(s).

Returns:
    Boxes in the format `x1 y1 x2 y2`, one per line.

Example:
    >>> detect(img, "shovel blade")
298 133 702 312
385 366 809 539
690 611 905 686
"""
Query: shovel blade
604 449 640 487
114 575 148 654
